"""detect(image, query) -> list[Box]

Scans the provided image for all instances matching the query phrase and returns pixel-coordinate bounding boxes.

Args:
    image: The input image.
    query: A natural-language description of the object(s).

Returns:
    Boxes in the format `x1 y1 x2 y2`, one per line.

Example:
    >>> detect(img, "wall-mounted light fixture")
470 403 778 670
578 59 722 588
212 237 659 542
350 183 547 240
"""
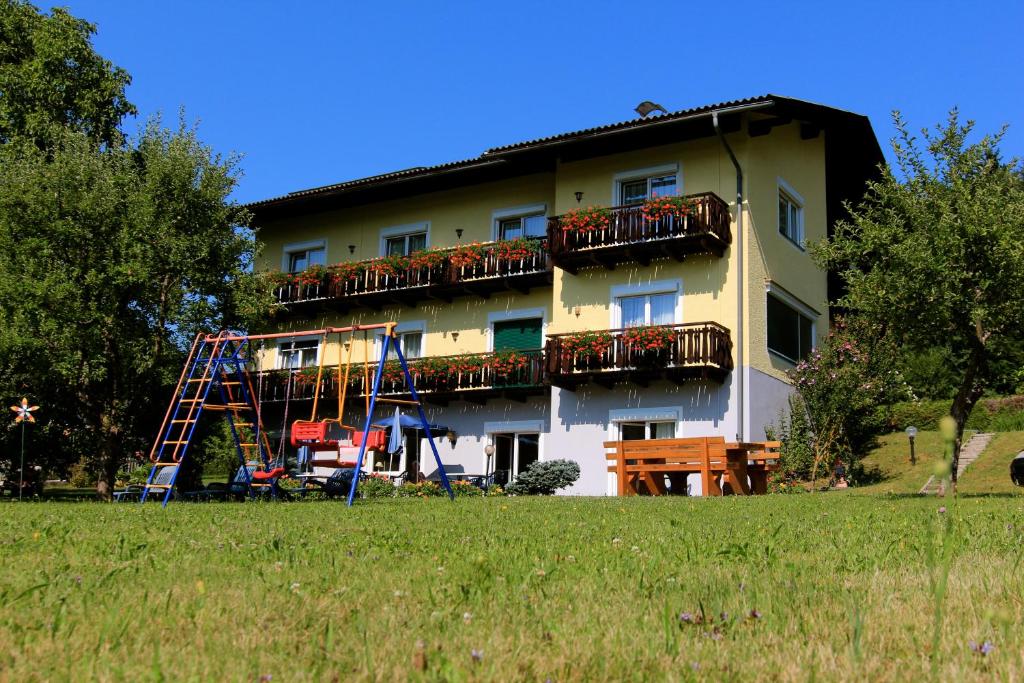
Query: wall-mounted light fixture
574 191 584 204
343 342 351 352
348 244 356 254
574 306 581 318
451 331 459 342
456 228 464 240
446 429 458 447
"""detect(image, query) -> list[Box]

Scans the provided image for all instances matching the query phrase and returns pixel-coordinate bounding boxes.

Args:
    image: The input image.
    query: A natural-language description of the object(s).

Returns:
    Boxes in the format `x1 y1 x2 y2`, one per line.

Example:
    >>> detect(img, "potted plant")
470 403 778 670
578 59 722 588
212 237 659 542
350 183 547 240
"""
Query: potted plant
621 325 677 365
559 206 612 234
493 237 543 262
559 332 613 369
366 254 410 279
450 242 486 269
641 195 695 223
408 248 448 271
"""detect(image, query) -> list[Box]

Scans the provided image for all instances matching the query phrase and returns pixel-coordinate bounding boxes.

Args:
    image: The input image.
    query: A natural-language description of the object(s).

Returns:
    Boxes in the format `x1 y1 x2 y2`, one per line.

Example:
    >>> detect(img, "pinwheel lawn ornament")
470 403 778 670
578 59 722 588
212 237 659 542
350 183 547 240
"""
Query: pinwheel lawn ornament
10 398 39 501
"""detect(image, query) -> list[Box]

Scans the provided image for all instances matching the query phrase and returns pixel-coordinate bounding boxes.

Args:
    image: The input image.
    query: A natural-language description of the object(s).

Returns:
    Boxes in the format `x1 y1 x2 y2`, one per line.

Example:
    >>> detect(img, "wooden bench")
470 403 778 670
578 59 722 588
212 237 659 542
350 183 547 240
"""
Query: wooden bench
604 437 780 496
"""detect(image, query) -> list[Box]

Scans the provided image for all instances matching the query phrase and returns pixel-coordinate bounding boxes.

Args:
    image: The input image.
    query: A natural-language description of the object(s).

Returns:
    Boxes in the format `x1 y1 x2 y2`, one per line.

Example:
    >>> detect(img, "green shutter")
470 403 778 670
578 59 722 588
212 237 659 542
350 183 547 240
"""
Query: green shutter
492 318 542 351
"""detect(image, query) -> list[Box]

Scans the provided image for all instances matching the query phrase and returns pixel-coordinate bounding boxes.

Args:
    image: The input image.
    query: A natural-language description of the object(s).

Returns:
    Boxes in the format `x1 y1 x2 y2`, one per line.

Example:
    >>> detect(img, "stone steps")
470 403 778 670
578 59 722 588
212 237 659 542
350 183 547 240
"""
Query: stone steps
919 432 993 495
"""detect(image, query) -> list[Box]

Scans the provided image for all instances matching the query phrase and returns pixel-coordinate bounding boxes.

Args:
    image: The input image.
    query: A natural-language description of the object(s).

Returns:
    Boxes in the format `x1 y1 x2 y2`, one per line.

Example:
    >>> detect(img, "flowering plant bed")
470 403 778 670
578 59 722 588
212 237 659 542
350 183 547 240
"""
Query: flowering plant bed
486 350 534 377
493 238 543 262
292 366 324 386
641 195 695 222
268 264 328 287
450 243 487 269
621 325 678 352
559 206 612 233
559 332 614 359
366 254 411 279
407 248 448 270
327 261 367 283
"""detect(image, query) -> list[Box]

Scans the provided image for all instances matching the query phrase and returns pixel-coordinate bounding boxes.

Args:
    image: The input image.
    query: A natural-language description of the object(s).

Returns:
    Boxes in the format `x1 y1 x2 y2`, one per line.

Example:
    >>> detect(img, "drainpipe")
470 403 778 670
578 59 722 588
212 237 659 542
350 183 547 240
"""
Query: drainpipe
712 110 745 441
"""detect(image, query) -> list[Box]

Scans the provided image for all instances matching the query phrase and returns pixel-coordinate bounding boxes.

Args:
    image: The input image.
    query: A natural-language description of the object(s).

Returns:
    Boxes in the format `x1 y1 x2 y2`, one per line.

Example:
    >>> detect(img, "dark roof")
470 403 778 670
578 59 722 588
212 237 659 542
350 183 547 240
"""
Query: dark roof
248 94 882 221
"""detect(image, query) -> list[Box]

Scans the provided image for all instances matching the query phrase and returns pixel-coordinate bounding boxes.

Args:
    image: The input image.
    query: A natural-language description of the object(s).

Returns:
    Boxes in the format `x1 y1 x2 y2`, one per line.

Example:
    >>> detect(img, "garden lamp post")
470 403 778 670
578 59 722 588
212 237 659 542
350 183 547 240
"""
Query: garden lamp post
484 444 495 489
905 425 918 465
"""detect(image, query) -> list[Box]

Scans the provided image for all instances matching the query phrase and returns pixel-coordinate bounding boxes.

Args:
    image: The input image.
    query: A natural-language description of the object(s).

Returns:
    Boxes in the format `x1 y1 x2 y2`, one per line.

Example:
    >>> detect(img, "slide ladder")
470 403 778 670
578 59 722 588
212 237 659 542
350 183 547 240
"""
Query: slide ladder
141 334 275 505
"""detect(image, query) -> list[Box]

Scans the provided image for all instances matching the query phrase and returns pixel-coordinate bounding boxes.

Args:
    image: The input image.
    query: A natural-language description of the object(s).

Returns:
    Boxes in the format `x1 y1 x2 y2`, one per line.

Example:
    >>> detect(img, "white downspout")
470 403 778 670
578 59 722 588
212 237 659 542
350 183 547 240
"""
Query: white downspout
712 110 745 441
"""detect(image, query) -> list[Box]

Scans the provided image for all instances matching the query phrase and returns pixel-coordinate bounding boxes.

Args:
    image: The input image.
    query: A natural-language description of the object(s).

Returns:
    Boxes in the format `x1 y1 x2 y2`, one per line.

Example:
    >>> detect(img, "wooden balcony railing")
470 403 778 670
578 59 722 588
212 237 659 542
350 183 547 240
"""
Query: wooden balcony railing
252 349 547 406
272 240 552 310
546 192 732 274
545 322 733 389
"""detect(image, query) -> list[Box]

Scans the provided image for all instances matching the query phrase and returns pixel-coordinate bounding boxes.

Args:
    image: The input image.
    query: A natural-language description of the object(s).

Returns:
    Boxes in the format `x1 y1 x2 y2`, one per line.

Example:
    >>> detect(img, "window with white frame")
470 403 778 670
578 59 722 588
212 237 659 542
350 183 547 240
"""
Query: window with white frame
286 245 326 273
618 292 677 327
278 339 319 369
778 188 804 246
618 420 676 440
619 173 678 205
384 231 427 256
377 330 423 360
490 432 539 487
767 293 814 362
497 213 546 240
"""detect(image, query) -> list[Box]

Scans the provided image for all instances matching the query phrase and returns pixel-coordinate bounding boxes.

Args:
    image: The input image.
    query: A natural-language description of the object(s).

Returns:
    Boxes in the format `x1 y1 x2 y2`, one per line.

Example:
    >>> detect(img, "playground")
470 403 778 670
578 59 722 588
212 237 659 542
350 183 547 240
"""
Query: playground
1 494 1021 681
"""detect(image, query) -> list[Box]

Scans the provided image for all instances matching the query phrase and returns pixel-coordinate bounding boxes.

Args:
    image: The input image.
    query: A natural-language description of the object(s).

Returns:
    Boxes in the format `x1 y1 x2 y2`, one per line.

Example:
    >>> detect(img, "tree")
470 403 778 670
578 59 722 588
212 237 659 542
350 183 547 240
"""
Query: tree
0 0 135 147
814 111 1024 490
0 120 272 498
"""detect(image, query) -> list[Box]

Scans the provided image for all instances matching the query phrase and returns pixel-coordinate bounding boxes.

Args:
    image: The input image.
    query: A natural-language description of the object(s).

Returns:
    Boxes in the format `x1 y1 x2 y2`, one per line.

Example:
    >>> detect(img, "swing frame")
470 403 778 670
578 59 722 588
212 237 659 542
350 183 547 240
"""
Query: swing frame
208 324 455 503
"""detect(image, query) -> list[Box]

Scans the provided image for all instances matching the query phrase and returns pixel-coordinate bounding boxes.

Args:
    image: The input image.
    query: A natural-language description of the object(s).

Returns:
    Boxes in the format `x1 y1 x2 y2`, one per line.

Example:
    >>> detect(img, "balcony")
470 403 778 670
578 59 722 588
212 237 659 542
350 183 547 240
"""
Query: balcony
253 349 548 407
546 192 732 274
545 322 733 390
272 239 552 314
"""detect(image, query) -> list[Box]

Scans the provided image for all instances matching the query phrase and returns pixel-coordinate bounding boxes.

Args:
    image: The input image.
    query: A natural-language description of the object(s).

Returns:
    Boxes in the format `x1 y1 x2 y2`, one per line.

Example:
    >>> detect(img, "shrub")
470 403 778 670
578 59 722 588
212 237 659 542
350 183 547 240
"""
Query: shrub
767 395 816 479
359 473 395 499
505 459 580 495
68 457 94 488
884 400 951 432
450 480 484 497
395 480 446 498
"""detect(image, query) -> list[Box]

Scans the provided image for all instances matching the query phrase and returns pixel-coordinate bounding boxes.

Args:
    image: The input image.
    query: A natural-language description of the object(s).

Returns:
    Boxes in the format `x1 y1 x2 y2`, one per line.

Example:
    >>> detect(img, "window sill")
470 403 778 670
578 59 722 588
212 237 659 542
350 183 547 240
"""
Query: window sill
767 349 801 366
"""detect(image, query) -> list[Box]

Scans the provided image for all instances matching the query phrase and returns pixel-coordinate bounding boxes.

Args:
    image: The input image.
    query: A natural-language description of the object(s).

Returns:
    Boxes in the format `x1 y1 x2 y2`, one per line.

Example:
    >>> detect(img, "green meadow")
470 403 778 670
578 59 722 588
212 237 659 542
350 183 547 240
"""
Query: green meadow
1 495 1022 682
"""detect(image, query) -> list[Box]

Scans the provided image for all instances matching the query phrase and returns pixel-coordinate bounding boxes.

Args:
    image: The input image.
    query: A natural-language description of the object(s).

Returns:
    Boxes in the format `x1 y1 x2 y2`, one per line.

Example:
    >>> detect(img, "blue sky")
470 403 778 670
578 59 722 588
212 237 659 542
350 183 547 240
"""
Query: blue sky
56 0 1024 204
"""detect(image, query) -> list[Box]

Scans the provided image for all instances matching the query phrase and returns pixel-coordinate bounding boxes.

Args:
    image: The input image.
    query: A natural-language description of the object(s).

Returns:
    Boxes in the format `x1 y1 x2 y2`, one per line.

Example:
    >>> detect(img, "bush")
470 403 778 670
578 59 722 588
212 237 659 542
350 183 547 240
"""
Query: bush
883 395 1024 433
450 480 483 497
505 459 580 495
68 457 94 488
396 480 446 498
884 399 951 432
767 395 816 479
359 473 395 499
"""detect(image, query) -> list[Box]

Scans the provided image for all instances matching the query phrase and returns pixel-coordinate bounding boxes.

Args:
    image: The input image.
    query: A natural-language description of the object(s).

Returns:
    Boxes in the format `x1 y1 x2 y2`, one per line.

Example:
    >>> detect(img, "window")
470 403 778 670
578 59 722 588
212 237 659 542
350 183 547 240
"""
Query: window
492 318 543 351
767 294 814 362
778 189 803 246
491 432 539 487
286 246 326 273
497 214 546 240
278 339 319 369
384 231 427 256
619 421 676 440
619 173 677 205
378 331 423 360
618 292 676 327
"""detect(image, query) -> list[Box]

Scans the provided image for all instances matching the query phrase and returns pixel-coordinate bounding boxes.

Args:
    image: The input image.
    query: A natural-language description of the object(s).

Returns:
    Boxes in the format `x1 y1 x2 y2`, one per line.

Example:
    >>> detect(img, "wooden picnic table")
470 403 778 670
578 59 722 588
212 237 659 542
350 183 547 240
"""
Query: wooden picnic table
604 437 780 496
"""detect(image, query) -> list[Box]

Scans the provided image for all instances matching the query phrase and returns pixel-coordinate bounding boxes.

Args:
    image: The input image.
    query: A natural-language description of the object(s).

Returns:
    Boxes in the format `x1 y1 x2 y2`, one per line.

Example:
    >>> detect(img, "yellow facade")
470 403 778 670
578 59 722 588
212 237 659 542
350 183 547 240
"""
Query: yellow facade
254 118 848 392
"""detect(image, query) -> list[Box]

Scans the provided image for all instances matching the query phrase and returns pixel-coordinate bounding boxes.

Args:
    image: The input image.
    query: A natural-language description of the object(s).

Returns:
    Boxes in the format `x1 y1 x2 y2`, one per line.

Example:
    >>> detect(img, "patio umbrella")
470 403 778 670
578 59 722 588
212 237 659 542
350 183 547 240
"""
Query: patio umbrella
387 408 403 454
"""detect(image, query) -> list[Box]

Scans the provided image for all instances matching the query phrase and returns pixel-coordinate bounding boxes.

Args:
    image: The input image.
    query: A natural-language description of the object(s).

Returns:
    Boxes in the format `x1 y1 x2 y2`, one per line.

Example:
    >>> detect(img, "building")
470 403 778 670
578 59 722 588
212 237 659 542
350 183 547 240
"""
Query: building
247 94 882 495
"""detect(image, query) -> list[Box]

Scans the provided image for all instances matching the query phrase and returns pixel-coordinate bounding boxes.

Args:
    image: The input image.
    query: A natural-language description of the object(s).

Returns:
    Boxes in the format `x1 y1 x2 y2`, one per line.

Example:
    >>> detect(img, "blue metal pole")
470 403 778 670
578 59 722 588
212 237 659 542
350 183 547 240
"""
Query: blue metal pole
393 342 455 500
346 334 390 506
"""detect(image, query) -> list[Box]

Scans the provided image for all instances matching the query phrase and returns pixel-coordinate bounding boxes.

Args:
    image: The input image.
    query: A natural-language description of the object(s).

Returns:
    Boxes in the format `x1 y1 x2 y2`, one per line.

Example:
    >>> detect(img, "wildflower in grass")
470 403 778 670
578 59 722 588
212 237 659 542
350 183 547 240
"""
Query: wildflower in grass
471 649 483 663
289 582 300 592
719 611 729 622
679 612 694 624
938 506 947 514
690 662 700 671
535 568 546 577
968 640 994 656
462 612 472 624
195 580 205 595
748 609 762 620
259 676 272 682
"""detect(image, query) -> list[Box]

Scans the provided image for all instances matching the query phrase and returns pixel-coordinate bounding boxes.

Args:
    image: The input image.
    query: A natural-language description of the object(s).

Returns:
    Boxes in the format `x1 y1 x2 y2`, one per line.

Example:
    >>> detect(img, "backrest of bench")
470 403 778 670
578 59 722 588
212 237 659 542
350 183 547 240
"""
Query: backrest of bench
603 437 727 464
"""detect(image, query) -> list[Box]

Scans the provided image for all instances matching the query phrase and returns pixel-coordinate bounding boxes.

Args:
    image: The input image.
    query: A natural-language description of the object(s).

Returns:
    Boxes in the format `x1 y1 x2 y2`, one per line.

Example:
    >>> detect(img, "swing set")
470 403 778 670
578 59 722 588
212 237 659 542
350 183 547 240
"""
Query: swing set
140 322 455 507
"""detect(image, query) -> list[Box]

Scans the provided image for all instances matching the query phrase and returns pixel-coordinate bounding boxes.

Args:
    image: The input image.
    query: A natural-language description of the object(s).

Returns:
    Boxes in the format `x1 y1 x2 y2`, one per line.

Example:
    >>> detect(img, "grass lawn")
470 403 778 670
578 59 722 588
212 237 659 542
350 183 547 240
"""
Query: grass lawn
959 432 1024 496
853 430 948 494
1 496 1023 681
